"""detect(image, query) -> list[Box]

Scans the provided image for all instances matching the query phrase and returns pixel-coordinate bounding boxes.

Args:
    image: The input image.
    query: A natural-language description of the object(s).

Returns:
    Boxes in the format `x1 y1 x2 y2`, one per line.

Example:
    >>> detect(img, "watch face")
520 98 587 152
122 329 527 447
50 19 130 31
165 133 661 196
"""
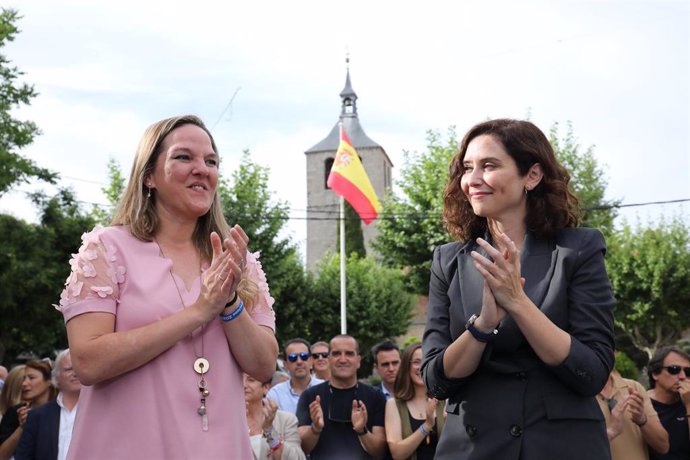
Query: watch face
466 314 478 328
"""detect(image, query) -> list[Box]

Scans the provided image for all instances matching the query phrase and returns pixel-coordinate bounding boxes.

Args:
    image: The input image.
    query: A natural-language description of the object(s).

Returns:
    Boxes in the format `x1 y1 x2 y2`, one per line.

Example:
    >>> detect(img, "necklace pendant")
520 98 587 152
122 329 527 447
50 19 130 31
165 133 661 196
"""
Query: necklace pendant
194 357 210 375
201 413 209 432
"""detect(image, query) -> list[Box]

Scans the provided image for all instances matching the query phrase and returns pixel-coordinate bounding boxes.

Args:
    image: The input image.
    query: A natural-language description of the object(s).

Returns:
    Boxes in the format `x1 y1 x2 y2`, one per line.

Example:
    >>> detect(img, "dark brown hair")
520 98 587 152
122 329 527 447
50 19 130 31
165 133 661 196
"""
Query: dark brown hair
444 119 580 242
25 360 58 400
393 342 422 402
647 346 690 389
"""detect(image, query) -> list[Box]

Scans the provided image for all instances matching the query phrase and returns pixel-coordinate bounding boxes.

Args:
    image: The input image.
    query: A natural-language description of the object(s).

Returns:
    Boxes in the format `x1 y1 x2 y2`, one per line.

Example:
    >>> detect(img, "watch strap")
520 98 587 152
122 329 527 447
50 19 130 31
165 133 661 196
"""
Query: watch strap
466 314 498 342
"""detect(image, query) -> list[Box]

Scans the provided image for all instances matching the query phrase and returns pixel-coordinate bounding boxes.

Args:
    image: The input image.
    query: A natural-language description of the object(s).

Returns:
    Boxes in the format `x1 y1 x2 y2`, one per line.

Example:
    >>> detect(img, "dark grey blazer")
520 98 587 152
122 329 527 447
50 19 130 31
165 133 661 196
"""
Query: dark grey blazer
422 227 615 460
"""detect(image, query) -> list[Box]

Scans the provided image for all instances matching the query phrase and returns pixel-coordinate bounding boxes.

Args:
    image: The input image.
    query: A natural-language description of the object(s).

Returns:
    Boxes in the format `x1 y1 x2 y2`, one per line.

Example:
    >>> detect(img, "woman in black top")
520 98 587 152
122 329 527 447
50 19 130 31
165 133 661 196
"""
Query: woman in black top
385 343 443 460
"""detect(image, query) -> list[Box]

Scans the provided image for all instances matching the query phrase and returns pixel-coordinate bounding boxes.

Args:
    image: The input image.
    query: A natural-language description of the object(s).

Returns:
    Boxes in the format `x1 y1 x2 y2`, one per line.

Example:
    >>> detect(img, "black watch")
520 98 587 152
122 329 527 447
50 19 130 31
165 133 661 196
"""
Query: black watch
465 314 498 342
355 426 369 436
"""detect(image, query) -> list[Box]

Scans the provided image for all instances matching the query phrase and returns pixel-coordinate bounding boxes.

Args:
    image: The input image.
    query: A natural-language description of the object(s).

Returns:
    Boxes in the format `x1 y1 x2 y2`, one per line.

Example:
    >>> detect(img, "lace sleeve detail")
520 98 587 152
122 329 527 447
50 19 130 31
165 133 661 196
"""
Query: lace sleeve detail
54 226 126 319
245 251 276 330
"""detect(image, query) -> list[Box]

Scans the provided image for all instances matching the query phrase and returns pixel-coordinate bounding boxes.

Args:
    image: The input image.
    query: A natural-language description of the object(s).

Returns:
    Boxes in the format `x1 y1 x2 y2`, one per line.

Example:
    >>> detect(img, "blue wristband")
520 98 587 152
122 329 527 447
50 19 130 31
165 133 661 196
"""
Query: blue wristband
419 424 430 437
219 300 244 322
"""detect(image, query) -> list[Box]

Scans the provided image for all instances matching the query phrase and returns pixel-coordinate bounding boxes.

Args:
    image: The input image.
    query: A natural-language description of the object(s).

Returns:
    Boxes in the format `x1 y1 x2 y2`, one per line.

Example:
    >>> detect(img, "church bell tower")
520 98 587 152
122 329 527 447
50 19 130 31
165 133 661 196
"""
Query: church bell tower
304 64 393 271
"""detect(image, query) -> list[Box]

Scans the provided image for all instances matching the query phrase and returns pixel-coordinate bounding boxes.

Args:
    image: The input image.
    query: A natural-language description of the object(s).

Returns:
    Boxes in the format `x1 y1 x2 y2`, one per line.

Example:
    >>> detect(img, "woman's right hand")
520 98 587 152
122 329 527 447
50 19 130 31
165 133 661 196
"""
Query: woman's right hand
17 403 30 427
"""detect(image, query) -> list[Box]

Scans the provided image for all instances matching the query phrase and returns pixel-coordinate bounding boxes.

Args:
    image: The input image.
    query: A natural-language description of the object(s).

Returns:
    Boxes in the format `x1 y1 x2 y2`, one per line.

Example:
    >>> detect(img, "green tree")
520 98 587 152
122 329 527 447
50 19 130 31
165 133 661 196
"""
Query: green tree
549 122 619 235
0 9 56 196
309 253 416 376
90 157 125 224
606 217 690 361
0 189 95 365
217 151 312 348
373 128 458 294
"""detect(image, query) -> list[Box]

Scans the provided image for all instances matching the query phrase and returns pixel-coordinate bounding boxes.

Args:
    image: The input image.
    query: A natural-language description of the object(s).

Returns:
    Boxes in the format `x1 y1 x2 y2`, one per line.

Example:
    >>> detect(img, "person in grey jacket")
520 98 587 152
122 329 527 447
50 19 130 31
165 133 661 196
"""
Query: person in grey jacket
422 118 616 460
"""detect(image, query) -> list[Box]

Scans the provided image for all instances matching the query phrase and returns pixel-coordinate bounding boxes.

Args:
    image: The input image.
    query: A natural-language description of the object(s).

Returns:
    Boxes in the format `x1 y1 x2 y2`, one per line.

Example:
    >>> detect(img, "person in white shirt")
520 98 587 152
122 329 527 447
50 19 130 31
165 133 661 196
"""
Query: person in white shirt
15 349 81 460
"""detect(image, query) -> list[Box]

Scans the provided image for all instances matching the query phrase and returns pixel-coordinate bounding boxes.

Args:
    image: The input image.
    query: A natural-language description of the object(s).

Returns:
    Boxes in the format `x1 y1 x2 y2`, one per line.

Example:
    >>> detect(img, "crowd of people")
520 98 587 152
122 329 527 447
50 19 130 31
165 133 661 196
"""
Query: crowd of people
0 115 688 459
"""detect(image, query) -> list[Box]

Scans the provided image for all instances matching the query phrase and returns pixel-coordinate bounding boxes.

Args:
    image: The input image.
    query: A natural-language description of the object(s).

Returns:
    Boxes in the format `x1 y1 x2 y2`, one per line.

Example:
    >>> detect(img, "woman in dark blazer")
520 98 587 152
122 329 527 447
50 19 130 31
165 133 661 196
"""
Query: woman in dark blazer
422 119 616 460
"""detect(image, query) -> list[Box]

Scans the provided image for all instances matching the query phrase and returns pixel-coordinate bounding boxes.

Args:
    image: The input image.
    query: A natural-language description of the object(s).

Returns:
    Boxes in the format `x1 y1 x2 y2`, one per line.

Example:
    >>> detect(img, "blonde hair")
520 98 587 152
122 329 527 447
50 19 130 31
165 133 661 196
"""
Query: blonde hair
0 365 26 414
111 115 257 310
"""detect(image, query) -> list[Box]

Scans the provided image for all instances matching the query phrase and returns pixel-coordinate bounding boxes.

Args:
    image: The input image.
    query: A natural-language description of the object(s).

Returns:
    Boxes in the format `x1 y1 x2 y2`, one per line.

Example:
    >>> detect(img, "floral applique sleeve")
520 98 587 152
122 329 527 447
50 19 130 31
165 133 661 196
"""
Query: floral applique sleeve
54 226 126 323
245 251 276 331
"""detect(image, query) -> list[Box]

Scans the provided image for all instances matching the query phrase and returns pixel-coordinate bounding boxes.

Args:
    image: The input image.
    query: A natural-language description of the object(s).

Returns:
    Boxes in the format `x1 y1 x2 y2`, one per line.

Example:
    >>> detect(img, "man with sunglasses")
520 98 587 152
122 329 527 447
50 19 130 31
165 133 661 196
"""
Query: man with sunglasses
311 342 331 381
647 346 690 460
296 335 387 459
268 338 324 414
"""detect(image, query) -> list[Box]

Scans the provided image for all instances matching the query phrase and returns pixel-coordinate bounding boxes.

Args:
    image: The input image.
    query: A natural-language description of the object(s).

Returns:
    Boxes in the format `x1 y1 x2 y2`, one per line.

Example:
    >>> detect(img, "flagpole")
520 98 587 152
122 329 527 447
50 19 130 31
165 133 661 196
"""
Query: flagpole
339 195 347 334
338 122 347 334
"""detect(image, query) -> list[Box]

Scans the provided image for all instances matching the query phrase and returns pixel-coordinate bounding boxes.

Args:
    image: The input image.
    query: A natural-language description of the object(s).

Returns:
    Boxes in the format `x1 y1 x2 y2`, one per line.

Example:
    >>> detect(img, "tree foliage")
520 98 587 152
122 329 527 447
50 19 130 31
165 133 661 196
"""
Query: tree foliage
549 122 619 235
0 189 95 365
309 253 416 376
90 157 125 224
217 151 312 349
0 9 56 196
606 217 690 360
373 128 458 294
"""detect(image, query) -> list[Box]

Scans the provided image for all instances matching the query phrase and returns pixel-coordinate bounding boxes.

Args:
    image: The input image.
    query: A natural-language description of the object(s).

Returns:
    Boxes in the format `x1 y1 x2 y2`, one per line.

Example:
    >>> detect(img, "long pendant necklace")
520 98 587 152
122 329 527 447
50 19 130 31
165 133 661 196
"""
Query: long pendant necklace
157 242 210 432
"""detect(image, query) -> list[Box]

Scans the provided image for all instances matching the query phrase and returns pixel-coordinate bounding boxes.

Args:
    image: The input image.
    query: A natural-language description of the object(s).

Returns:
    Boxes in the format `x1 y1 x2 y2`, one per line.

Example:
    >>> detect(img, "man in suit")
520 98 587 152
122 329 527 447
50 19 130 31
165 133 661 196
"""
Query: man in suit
371 340 401 401
16 349 81 460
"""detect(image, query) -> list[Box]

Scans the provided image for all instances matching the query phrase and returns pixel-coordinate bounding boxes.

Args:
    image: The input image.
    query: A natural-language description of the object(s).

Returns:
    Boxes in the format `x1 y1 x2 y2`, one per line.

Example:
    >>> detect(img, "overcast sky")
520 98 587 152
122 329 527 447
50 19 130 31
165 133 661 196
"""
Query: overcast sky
3 0 689 256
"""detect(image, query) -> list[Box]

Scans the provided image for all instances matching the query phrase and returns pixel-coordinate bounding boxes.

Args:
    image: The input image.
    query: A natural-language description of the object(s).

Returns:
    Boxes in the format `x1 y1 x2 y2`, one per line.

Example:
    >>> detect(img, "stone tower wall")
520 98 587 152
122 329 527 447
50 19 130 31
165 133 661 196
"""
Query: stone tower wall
306 146 391 271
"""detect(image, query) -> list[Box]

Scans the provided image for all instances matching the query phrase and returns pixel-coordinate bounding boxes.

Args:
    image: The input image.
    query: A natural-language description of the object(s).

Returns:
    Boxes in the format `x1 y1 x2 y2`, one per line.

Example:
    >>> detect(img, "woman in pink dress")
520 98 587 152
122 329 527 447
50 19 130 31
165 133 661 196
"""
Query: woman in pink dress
55 115 279 459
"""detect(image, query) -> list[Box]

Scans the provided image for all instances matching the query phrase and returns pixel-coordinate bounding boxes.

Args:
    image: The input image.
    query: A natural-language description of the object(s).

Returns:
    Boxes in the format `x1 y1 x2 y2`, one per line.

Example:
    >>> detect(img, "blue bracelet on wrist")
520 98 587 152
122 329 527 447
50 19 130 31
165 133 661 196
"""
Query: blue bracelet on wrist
419 424 430 437
219 300 244 322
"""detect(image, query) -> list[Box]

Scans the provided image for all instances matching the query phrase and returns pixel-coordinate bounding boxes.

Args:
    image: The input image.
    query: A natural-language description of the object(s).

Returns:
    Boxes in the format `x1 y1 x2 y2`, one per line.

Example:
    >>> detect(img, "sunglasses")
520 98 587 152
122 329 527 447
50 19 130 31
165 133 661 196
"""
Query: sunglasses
312 352 329 359
287 352 311 363
606 398 617 412
662 365 690 375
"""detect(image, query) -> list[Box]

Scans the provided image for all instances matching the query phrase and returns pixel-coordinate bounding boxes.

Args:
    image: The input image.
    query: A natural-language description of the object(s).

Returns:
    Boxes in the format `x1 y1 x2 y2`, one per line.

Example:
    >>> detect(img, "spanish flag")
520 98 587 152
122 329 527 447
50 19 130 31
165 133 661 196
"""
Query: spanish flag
327 127 382 225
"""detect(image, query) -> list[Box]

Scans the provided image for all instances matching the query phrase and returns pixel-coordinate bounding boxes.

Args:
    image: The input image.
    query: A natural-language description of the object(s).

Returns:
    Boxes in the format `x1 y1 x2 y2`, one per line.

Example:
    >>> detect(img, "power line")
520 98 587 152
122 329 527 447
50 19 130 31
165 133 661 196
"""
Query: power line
3 186 688 221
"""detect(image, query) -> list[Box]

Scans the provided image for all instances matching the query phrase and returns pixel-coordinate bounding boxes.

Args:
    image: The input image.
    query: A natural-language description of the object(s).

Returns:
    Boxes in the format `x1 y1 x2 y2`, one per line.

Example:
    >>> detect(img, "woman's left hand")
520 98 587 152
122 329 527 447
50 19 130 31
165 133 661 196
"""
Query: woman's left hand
262 397 278 431
471 233 527 313
196 226 249 320
220 224 250 295
424 398 438 429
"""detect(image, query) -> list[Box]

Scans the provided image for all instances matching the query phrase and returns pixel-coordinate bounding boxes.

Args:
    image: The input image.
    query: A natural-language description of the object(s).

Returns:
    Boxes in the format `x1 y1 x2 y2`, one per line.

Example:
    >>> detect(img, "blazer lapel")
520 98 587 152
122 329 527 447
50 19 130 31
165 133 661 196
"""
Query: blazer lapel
520 232 557 309
456 232 557 326
457 242 487 318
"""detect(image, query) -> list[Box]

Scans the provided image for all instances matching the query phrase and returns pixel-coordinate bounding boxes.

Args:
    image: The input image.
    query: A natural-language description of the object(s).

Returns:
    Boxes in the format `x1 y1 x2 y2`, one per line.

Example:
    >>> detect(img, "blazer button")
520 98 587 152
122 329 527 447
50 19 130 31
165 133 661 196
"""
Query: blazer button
466 425 477 438
509 424 522 437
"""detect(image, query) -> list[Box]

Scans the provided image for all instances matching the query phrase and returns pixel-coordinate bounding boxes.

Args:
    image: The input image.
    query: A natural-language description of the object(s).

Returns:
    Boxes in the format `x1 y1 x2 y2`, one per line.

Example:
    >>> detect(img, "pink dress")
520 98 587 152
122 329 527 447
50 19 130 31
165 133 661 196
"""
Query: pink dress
55 226 275 460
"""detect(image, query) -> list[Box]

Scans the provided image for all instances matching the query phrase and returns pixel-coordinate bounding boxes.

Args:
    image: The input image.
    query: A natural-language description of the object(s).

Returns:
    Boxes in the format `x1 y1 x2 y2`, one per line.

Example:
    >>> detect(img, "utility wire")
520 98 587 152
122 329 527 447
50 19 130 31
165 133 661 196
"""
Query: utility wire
3 188 687 222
